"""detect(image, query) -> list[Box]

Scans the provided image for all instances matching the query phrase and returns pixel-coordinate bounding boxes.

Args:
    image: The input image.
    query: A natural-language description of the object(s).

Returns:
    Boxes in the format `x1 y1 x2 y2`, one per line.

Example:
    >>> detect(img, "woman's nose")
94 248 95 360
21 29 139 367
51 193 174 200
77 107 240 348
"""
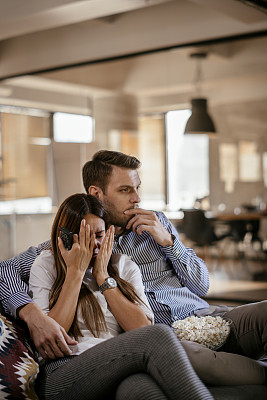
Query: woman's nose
94 238 101 249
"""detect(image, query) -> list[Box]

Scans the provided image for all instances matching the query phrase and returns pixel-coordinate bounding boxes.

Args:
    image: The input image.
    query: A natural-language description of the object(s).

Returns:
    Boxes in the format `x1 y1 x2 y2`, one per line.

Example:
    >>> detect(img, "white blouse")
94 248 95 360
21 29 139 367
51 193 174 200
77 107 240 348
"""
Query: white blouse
29 251 154 356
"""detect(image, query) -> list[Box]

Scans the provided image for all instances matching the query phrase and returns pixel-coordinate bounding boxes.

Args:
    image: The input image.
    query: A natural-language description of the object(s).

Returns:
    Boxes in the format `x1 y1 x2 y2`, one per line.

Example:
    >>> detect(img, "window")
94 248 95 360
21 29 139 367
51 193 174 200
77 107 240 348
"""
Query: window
166 110 209 211
53 112 93 143
0 106 52 213
109 114 166 211
104 111 209 212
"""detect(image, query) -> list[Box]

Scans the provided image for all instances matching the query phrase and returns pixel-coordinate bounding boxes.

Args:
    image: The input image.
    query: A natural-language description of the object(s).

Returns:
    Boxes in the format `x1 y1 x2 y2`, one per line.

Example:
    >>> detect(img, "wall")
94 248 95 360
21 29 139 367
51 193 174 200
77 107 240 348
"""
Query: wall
209 101 267 213
0 213 55 259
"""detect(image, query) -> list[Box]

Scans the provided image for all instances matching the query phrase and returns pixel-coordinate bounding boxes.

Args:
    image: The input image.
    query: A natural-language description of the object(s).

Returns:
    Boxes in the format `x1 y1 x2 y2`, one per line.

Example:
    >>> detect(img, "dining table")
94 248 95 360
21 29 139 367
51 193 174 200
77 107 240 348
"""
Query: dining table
212 210 267 242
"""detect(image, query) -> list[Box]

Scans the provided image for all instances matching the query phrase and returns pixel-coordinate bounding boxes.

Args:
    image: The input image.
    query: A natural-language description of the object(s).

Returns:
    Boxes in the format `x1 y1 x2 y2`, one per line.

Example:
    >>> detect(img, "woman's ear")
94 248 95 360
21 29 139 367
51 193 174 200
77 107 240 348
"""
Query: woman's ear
88 185 103 200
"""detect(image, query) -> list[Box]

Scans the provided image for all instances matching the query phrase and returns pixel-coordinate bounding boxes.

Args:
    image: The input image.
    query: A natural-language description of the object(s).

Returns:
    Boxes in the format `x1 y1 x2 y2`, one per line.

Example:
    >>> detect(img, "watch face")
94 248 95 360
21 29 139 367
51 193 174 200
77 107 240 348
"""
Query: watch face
100 277 117 293
106 277 117 288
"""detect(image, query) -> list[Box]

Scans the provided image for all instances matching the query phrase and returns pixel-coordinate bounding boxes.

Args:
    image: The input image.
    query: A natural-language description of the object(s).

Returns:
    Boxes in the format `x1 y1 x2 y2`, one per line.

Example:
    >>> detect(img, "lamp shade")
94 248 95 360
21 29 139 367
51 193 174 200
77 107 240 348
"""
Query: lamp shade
184 98 216 135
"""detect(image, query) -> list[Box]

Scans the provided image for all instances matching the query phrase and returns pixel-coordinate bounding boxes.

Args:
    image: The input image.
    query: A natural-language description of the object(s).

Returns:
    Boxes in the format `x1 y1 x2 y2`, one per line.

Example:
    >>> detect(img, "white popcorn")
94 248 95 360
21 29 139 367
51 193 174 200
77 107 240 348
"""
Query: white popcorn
172 316 231 350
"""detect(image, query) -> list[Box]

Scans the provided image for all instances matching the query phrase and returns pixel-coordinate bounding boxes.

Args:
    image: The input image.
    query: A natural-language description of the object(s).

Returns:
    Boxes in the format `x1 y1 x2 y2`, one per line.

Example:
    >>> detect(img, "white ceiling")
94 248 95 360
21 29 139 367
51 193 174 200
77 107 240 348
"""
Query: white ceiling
0 0 266 43
0 0 172 41
0 0 267 120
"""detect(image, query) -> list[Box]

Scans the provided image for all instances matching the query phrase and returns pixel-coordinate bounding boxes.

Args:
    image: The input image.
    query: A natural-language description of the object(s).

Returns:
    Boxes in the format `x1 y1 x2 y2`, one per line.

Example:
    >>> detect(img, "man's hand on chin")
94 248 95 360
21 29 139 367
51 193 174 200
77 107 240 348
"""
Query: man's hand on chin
18 302 77 359
124 208 173 247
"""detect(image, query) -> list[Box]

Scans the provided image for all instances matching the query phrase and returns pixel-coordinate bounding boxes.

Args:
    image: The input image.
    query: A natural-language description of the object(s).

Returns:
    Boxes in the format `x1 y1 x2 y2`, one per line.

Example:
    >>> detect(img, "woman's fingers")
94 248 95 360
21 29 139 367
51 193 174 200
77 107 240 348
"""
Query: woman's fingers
99 228 109 254
97 226 113 265
89 231 95 255
62 219 94 274
58 235 66 254
72 233 79 244
104 226 113 255
79 218 86 245
85 222 90 243
107 225 114 254
109 225 115 239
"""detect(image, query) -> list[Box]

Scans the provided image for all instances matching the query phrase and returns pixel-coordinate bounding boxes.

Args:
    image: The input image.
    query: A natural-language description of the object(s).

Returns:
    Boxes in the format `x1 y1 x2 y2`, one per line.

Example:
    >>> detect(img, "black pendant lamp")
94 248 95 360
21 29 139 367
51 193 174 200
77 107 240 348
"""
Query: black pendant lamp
184 98 216 135
184 52 216 136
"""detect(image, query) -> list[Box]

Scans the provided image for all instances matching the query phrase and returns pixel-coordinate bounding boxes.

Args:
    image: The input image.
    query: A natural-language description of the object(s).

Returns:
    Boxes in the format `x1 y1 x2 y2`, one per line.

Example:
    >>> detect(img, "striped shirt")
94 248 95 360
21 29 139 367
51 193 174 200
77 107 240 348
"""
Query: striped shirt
0 212 209 325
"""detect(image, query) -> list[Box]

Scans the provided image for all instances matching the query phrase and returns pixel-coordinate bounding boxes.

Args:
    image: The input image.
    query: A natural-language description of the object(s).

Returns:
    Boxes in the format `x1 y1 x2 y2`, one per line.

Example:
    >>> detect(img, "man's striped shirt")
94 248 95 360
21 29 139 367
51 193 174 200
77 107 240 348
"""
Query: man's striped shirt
0 212 209 325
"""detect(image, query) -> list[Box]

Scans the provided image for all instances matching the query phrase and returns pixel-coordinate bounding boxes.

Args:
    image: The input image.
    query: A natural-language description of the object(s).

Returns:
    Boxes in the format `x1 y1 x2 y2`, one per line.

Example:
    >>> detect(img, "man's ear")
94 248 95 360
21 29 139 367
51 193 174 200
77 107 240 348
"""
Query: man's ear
88 185 103 200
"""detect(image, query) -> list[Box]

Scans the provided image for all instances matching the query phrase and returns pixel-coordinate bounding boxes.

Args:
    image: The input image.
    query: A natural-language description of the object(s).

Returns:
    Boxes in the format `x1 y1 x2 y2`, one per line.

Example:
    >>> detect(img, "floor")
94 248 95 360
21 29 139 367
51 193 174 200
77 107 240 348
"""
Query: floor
206 258 267 306
184 237 267 307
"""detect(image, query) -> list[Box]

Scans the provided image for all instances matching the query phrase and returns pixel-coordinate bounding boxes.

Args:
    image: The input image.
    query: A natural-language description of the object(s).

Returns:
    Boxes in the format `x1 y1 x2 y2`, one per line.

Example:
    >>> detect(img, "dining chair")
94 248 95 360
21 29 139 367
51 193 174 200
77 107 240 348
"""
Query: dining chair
180 209 230 260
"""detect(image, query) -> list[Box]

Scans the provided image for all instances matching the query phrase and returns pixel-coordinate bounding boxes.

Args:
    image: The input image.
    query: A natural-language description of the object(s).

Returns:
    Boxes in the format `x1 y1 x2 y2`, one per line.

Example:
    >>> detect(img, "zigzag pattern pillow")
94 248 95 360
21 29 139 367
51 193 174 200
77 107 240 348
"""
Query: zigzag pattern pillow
0 313 39 399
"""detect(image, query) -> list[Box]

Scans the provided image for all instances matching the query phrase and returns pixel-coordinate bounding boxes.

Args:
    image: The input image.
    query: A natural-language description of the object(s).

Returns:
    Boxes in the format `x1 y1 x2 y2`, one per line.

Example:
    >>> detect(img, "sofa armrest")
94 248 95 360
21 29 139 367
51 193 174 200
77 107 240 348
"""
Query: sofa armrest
0 311 39 399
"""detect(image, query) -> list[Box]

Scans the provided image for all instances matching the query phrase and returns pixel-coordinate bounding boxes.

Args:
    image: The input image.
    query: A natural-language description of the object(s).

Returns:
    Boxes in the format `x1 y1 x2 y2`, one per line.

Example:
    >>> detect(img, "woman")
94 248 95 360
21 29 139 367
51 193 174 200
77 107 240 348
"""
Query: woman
29 193 213 400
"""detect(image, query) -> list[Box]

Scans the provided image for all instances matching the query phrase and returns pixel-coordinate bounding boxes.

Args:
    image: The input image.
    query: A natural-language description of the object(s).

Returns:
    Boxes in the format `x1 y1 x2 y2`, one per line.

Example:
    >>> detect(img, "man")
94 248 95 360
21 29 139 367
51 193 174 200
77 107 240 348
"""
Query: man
0 150 266 385
82 150 211 326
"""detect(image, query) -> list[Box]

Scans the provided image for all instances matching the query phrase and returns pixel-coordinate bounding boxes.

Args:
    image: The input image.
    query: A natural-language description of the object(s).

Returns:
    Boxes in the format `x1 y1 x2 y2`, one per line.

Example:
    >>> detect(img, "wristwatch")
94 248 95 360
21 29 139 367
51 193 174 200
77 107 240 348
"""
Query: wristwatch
99 277 117 293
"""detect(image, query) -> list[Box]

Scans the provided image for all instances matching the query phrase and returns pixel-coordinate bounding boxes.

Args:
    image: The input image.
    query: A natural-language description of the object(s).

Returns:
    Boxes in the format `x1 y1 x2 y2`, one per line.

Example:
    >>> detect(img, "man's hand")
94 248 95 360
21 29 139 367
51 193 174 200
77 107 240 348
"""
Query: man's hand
18 303 77 359
124 208 173 247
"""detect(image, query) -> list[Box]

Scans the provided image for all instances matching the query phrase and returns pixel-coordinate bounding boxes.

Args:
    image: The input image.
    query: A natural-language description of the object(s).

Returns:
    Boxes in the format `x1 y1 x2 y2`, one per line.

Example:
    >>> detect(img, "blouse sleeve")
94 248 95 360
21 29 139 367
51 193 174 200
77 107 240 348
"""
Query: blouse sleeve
28 250 56 314
112 254 154 323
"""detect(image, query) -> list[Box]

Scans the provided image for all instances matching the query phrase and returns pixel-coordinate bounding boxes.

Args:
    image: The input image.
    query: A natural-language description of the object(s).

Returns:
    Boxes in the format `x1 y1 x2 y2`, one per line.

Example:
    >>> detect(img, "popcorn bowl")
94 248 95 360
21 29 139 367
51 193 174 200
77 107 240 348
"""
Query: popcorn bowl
172 316 232 350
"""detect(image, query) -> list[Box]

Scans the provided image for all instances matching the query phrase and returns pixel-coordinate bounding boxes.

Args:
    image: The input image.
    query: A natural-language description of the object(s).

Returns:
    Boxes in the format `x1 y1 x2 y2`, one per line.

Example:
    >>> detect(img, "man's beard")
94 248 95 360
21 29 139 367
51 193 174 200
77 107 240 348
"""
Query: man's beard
102 197 131 228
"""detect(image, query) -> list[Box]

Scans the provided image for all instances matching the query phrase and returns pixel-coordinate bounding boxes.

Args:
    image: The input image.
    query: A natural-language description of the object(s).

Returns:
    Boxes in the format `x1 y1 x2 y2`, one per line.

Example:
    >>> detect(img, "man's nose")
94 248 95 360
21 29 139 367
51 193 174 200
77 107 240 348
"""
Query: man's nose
131 190 140 203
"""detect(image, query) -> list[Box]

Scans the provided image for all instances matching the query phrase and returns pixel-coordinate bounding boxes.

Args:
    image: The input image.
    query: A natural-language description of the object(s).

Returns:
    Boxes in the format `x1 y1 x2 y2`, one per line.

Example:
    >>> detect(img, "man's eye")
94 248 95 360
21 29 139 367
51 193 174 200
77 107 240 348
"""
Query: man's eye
121 188 129 192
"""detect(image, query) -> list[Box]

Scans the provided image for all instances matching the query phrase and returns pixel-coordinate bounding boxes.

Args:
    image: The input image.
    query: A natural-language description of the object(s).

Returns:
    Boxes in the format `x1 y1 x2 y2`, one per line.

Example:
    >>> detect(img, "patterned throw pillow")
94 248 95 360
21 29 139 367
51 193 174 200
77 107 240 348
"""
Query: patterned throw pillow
0 313 39 399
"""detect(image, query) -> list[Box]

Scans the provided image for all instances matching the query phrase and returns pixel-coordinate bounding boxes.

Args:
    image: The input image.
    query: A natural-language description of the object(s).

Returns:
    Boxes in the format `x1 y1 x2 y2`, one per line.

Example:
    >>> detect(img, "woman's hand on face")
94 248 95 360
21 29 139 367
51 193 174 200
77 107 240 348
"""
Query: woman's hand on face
58 219 94 278
92 225 114 286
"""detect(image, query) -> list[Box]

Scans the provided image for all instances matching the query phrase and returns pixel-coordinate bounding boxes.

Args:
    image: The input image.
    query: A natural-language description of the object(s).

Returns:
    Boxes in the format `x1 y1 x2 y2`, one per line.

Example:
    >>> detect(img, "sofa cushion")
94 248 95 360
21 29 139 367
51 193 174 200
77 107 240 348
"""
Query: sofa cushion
0 312 39 399
209 384 267 400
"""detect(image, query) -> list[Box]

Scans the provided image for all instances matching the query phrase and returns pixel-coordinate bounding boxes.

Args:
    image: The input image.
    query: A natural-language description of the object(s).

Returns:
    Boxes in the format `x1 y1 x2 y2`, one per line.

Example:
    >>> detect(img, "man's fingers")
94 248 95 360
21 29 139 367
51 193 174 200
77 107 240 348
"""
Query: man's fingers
62 329 77 346
41 342 65 359
52 337 72 358
126 216 153 231
36 328 75 359
136 224 153 236
38 346 51 360
40 343 57 359
52 331 73 356
124 208 153 215
40 335 73 359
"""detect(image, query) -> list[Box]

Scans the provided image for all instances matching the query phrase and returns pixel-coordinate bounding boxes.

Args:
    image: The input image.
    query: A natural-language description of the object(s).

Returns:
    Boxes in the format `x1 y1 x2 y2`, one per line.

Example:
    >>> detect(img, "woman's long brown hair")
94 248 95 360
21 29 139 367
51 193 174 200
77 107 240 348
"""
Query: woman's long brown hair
50 193 146 340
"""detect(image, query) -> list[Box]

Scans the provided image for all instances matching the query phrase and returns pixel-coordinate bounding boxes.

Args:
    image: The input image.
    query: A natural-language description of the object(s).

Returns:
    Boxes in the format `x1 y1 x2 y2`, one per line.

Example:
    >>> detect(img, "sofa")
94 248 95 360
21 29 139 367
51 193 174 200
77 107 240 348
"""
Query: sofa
0 309 39 399
0 307 266 400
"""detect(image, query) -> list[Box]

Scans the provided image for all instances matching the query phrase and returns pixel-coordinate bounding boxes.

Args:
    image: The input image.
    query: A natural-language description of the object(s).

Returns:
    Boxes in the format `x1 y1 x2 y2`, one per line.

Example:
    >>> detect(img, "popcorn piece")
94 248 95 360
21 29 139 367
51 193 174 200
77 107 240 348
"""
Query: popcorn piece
172 316 231 350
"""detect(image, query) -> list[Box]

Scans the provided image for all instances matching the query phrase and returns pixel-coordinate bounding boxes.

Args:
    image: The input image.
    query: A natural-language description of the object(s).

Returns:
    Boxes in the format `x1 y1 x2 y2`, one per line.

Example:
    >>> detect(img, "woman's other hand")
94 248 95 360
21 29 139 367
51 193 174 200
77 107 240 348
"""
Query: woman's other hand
92 225 114 286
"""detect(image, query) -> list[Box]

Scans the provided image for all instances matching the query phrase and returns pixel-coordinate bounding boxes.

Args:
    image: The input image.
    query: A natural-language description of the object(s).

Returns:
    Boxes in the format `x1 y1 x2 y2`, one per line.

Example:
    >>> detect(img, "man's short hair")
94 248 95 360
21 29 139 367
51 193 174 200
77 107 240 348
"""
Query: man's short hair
82 150 141 193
